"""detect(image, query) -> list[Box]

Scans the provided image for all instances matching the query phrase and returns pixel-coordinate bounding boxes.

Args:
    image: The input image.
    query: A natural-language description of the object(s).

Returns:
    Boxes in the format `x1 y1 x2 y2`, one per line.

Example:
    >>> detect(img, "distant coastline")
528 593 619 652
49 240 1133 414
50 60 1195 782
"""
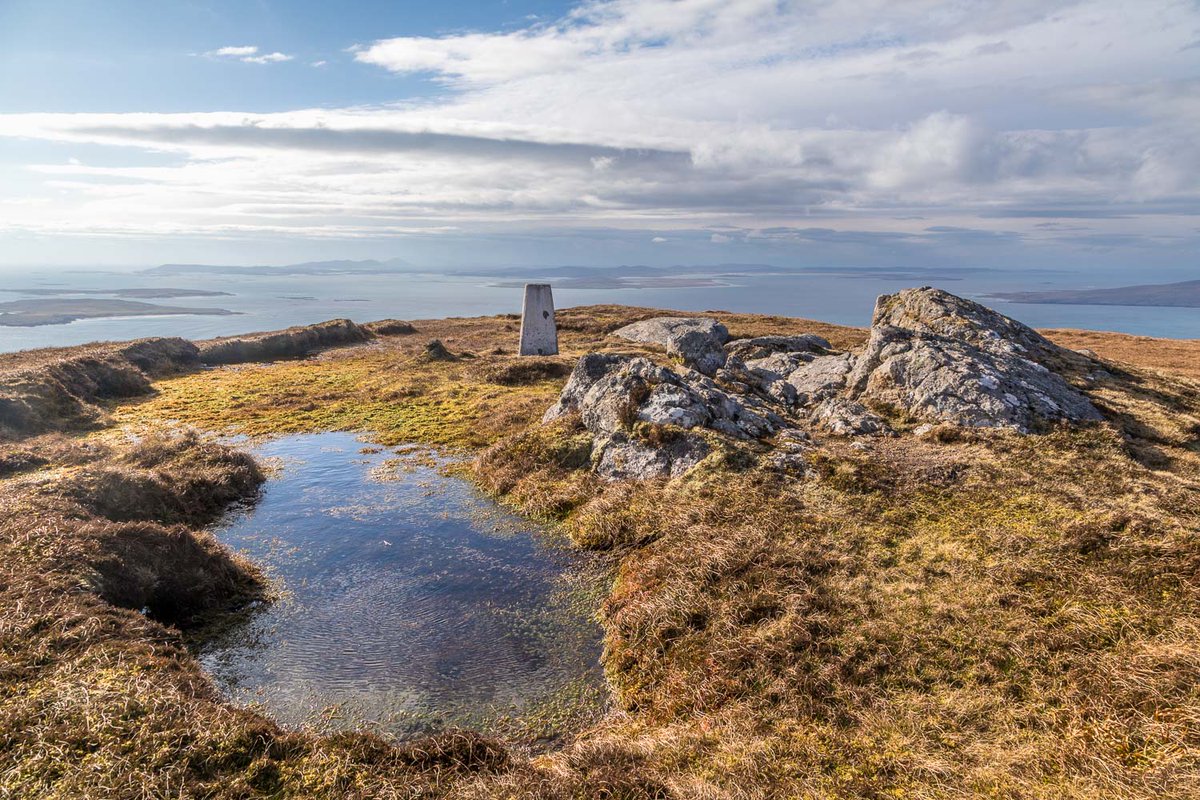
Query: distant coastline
3 287 232 300
139 259 1003 285
991 279 1200 308
144 259 411 277
489 276 729 290
0 298 238 327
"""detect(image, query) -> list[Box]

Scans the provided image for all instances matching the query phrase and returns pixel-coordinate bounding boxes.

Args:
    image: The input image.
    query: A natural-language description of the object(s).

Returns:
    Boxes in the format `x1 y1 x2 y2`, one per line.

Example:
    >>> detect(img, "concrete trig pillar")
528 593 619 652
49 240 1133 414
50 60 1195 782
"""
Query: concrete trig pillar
519 283 558 356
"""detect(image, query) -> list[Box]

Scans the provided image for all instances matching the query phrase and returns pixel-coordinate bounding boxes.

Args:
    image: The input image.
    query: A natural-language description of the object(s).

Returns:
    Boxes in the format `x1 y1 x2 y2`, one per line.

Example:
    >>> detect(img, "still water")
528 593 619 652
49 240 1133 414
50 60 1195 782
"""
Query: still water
196 432 606 743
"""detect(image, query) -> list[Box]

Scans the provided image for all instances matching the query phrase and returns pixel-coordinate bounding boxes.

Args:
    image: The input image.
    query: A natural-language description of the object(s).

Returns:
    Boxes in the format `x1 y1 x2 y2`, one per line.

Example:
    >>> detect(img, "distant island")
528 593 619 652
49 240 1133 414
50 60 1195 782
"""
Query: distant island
471 263 991 289
140 260 1000 285
992 279 1200 308
145 259 413 277
0 298 238 327
6 288 232 299
491 276 728 290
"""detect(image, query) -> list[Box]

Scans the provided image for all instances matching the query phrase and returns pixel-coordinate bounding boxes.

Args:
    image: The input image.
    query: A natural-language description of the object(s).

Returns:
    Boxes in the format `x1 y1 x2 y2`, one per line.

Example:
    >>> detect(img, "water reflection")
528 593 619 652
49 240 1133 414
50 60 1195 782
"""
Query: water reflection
197 432 605 743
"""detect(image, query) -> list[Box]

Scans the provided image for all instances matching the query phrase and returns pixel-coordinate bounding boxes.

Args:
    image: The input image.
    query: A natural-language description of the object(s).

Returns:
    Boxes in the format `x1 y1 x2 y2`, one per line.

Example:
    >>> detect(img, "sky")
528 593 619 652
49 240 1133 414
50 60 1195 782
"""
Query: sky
0 0 1197 273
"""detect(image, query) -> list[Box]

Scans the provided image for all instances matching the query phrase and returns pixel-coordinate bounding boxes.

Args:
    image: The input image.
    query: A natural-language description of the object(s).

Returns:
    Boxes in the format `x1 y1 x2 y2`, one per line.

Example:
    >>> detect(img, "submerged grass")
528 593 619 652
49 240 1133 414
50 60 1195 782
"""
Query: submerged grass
4 305 1200 797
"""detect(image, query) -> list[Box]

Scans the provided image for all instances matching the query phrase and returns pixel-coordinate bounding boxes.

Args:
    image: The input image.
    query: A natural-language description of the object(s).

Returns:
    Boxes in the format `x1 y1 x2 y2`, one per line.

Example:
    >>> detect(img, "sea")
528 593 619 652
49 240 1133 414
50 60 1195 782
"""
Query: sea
1 265 1198 354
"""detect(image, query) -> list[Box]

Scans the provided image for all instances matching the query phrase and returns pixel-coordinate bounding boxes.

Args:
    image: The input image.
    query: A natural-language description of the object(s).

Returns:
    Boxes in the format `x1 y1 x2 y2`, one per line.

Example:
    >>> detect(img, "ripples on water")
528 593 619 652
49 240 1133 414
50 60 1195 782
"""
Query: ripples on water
196 432 606 743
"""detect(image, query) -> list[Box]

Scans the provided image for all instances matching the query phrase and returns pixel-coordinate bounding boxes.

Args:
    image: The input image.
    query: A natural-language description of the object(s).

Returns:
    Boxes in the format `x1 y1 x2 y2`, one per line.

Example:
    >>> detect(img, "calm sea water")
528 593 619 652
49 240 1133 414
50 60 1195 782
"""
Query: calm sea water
196 432 606 742
1 266 1198 353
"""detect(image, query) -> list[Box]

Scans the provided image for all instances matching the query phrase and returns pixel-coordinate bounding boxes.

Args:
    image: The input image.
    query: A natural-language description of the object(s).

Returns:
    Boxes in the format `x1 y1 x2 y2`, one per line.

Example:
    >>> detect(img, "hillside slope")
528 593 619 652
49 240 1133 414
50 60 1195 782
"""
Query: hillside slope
2 299 1199 798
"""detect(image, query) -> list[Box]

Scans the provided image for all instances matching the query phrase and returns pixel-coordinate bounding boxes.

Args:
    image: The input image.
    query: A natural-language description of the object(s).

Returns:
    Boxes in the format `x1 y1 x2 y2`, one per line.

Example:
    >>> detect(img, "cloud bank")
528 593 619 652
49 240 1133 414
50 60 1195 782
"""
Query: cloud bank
2 0 1198 265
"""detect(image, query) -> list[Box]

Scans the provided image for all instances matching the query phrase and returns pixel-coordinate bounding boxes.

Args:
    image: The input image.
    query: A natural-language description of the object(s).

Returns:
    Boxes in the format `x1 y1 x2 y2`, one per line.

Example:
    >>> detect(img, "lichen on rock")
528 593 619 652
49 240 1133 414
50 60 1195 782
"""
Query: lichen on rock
544 352 780 479
725 334 831 361
545 288 1106 481
845 288 1102 432
611 316 730 376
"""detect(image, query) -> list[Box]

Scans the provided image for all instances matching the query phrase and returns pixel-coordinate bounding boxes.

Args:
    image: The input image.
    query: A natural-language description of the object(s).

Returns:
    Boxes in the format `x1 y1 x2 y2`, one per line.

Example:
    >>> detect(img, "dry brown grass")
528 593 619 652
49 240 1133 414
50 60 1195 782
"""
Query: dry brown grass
467 313 1200 798
0 318 423 442
0 429 532 798
0 338 198 439
5 304 1200 798
196 318 373 365
1043 329 1200 380
475 421 1200 797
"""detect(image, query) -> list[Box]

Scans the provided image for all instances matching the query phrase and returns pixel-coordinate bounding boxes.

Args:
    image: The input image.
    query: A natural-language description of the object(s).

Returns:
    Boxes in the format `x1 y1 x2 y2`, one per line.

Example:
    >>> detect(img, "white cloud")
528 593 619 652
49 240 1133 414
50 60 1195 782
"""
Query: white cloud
311 60 328 67
2 0 1198 260
208 45 259 58
241 52 293 64
204 45 293 64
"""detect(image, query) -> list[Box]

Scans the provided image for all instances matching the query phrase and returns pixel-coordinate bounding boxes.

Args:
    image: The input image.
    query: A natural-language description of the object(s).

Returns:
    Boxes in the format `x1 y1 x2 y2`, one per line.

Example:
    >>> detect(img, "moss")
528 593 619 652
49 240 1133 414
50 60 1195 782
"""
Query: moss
115 351 561 450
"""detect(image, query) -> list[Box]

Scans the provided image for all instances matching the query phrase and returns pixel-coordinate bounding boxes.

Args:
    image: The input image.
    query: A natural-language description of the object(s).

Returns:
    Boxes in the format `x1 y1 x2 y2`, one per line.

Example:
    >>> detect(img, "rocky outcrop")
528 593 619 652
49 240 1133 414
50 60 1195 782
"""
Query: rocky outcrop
845 288 1101 432
544 353 782 479
612 317 730 376
870 288 1068 367
544 288 1104 481
787 353 855 406
545 354 783 441
811 398 890 436
725 334 830 361
595 433 712 481
715 357 798 407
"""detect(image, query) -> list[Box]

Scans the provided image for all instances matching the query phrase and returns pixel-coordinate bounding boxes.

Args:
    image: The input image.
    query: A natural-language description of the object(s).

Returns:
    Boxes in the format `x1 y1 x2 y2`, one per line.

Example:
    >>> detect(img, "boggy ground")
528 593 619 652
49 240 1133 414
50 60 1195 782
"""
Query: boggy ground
2 304 1199 799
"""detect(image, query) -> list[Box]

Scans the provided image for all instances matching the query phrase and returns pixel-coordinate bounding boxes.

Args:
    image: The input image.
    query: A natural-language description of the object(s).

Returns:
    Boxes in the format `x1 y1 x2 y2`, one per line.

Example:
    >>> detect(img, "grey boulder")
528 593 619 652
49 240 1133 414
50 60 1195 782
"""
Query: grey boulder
786 353 855 406
717 356 799 407
725 334 831 361
871 286 1071 367
546 352 782 440
595 433 711 481
811 398 891 436
544 352 783 479
612 317 730 376
846 288 1101 432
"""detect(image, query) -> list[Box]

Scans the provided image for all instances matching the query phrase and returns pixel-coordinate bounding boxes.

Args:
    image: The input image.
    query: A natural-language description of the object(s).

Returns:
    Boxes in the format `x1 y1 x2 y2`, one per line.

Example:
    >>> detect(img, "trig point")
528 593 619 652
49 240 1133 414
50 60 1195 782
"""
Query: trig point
519 283 558 356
